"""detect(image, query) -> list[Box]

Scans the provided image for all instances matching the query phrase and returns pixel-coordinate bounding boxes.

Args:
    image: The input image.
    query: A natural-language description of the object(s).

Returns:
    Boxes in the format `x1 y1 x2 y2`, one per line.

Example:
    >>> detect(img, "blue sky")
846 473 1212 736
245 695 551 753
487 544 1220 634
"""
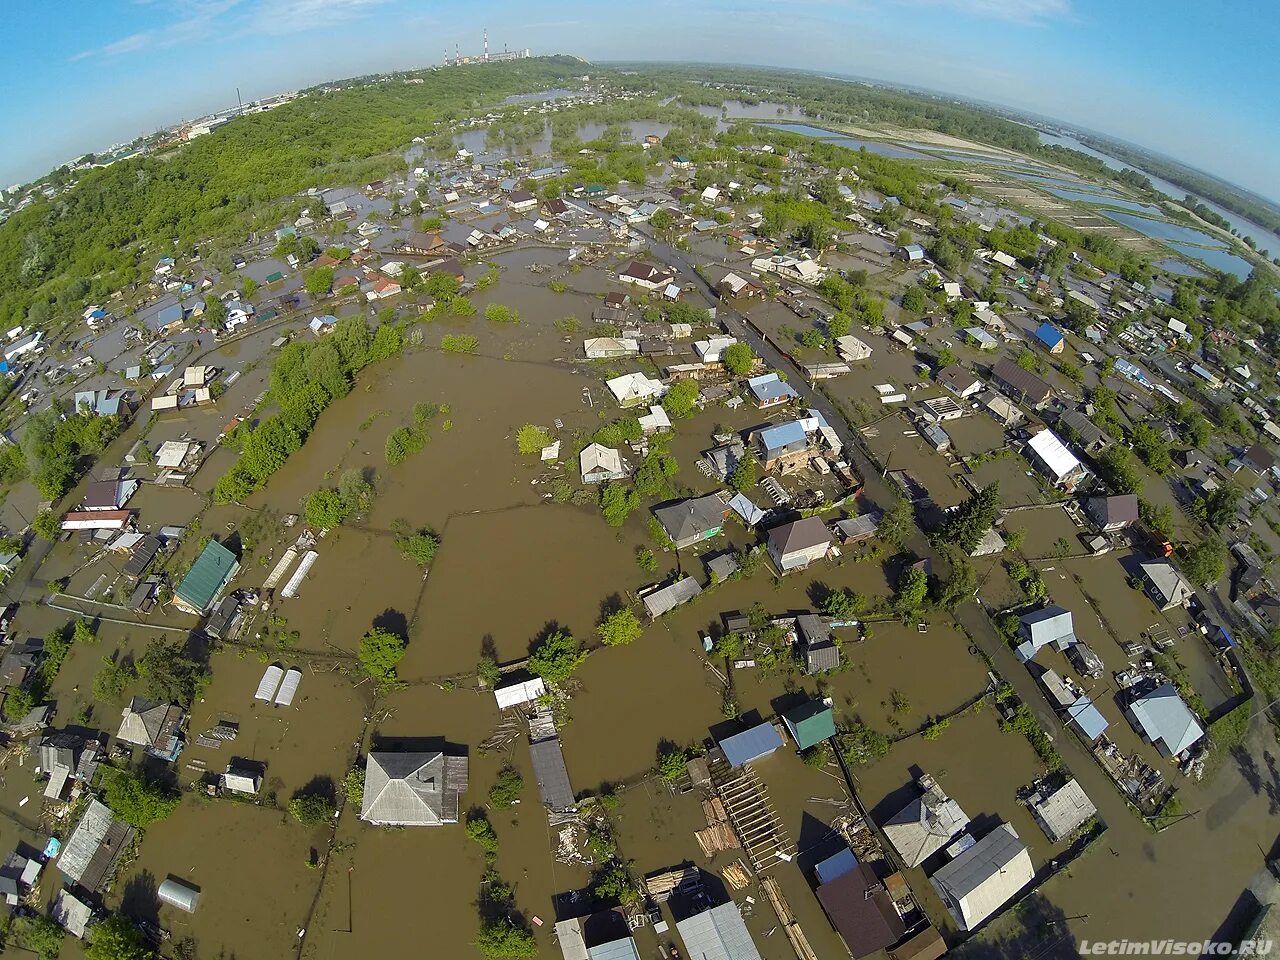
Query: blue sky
1 0 1277 201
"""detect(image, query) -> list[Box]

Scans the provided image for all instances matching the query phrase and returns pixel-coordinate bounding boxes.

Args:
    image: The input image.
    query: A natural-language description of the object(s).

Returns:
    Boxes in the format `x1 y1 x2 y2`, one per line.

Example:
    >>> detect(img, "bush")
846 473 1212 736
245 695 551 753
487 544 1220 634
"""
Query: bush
656 744 689 783
475 920 538 960
13 914 65 960
32 510 60 541
289 792 336 825
343 768 366 808
477 653 501 688
600 484 639 527
484 303 519 324
488 765 524 807
93 656 137 703
85 912 150 960
515 424 552 455
661 379 700 419
441 334 478 354
304 488 349 528
841 722 890 765
395 529 440 566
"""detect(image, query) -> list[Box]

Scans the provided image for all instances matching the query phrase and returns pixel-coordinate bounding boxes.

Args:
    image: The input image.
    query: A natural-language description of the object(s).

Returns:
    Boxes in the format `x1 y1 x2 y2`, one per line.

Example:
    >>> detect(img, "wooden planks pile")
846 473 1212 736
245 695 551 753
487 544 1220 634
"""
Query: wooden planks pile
643 865 702 903
721 860 751 890
695 797 740 858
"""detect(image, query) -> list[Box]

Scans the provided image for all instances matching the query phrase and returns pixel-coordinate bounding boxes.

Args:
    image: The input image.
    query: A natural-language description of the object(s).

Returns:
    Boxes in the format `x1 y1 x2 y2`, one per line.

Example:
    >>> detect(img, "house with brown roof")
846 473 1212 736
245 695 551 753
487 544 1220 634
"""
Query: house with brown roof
767 517 832 573
990 358 1053 409
816 863 907 959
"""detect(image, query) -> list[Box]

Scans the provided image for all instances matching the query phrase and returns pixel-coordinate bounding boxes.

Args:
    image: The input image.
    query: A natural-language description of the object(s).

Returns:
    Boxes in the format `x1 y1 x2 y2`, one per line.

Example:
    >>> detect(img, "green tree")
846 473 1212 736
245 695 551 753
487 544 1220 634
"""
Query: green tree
203 297 227 328
289 792 336 825
1097 445 1141 495
103 768 181 827
527 630 586 686
935 347 957 369
1131 423 1172 475
600 483 639 527
475 920 538 960
656 744 689 782
728 452 758 492
93 655 137 703
465 811 500 854
242 276 258 299
662 379 700 419
828 312 851 338
650 207 674 236
12 914 65 960
137 638 209 705
1180 538 1225 587
937 482 1001 553
1 687 34 722
395 529 440 566
305 265 335 297
901 286 929 313
304 488 349 528
515 424 552 455
85 913 151 960
358 627 407 684
820 587 866 619
893 566 929 616
343 768 365 807
877 497 914 547
598 608 643 647
337 469 374 513
484 303 519 324
476 653 501 688
32 510 60 540
721 341 754 376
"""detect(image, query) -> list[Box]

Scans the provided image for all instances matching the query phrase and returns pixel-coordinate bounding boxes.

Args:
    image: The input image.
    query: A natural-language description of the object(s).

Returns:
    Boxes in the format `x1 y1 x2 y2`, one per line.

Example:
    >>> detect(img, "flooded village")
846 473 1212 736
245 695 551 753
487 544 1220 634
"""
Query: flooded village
2 60 1280 960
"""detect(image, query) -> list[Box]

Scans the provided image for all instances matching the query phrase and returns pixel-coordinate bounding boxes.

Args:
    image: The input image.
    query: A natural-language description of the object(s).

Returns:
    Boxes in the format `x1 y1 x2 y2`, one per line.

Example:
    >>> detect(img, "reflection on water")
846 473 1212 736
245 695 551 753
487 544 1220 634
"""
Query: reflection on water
1099 209 1229 248
1045 187 1164 215
756 122 929 159
1164 241 1253 279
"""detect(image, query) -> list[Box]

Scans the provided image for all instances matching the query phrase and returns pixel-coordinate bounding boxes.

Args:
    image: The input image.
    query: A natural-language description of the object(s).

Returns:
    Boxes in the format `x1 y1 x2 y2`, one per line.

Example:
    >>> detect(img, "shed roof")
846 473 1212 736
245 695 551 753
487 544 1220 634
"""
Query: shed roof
782 699 837 751
654 495 724 543
642 577 702 618
746 373 799 404
882 782 970 868
768 516 831 557
530 736 576 814
719 721 784 768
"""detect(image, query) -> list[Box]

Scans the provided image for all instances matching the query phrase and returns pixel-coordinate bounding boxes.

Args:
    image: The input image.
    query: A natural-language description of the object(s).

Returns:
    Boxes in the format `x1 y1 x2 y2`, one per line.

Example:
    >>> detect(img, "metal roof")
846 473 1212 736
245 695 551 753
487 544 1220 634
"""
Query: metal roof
1026 429 1082 482
782 700 837 751
746 373 798 404
642 578 702 618
930 822 1033 931
719 721 784 768
883 786 970 868
675 902 762 960
756 420 807 454
530 736 576 814
1029 778 1096 842
1128 683 1204 757
814 847 858 885
175 540 238 613
360 752 467 826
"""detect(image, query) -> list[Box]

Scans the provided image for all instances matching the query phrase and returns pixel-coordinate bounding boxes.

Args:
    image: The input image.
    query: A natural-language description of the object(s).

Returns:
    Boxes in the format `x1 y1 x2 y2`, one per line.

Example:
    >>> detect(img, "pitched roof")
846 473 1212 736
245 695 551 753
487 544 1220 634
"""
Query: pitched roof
991 358 1052 403
642 577 701 618
746 373 799 404
580 443 625 478
653 495 724 543
174 540 238 613
1128 682 1204 756
816 863 908 959
782 699 837 750
675 902 762 960
768 516 831 557
1141 560 1194 605
882 782 970 868
930 822 1033 931
360 752 468 825
1026 429 1083 482
1033 321 1065 349
1029 778 1096 842
1086 494 1138 526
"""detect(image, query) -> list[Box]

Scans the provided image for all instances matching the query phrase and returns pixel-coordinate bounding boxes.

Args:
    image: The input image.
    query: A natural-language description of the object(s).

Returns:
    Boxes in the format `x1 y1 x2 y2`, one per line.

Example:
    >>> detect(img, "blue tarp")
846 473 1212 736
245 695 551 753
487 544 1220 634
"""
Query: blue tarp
719 721 784 768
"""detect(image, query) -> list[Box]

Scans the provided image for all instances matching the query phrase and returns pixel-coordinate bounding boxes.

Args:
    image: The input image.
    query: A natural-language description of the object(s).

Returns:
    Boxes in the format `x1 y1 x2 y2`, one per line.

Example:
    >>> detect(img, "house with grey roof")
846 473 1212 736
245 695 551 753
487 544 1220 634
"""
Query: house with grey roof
930 822 1033 932
653 495 725 549
642 577 702 619
1057 410 1112 454
1140 560 1195 608
797 614 840 674
57 800 135 893
675 901 763 960
1014 606 1077 663
116 698 184 762
1125 682 1205 758
359 750 469 826
881 773 969 868
530 735 577 823
1028 778 1096 843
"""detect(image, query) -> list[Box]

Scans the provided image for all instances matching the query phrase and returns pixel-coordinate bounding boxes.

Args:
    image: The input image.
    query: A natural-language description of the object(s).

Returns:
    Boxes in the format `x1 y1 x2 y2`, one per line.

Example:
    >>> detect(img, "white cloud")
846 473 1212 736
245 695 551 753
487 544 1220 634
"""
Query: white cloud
67 0 388 61
887 0 1071 24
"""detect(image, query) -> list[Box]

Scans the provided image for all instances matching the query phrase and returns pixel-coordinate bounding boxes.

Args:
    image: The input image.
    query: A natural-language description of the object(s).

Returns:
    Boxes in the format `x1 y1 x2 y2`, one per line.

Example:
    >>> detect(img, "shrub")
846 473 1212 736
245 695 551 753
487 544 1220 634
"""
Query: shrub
358 627 407 684
289 792 336 825
488 765 524 807
598 608 643 647
515 424 552 455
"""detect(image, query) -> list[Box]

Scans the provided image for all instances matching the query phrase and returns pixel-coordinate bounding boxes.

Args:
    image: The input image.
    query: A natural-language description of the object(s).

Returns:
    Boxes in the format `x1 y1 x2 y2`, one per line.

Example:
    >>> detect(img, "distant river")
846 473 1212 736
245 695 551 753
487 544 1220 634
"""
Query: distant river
1039 132 1280 258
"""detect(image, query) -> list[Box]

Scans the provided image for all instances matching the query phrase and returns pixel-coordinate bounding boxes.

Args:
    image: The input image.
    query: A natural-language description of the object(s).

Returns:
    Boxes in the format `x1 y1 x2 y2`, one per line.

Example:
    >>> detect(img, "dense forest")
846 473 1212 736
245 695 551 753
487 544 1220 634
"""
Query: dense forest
0 57 586 331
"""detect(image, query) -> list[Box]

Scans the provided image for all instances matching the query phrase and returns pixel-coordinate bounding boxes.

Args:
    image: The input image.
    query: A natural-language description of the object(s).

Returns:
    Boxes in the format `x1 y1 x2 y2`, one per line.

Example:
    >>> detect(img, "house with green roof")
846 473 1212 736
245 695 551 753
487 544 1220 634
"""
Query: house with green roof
173 540 240 615
782 699 837 751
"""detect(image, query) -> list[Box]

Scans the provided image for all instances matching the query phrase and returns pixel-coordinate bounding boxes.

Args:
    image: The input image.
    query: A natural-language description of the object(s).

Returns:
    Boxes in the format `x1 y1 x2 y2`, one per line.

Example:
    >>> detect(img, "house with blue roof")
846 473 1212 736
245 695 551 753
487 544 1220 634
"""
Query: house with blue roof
1066 696 1109 744
746 373 799 410
753 421 810 470
155 303 184 331
719 721 784 768
1033 321 1065 354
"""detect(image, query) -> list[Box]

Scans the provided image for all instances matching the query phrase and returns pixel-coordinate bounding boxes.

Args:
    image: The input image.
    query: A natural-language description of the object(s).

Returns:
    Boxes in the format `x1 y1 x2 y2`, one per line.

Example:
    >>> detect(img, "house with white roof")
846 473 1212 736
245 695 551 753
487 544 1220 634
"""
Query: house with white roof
1125 682 1204 758
1025 428 1088 491
930 823 1033 932
580 443 628 484
605 372 666 406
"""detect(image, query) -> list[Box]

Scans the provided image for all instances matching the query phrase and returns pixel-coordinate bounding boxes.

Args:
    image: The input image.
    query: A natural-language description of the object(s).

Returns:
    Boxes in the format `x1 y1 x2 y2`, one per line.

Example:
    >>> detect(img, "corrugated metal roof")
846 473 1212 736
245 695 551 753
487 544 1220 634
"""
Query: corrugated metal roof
530 736 576 813
175 540 238 613
1026 429 1082 482
783 700 837 750
930 823 1032 931
675 902 762 960
719 721 784 768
